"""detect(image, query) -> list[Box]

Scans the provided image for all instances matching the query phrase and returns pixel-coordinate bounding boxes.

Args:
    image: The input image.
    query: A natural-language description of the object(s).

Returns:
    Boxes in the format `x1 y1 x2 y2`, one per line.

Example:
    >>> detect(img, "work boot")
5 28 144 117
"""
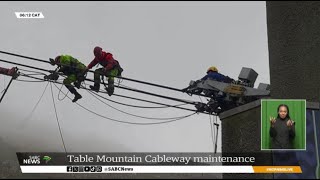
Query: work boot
66 84 82 103
72 92 82 103
106 79 114 96
89 84 100 92
107 85 114 96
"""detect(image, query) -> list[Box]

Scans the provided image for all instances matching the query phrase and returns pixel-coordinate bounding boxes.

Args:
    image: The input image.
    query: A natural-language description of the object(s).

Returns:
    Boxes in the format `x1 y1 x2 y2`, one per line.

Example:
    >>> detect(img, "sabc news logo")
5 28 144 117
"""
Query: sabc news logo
23 155 52 165
43 156 52 164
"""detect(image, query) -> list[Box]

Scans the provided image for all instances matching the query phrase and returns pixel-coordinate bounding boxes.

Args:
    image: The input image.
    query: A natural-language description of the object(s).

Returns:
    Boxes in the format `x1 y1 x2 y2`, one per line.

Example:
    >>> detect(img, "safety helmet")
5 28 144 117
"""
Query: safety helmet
207 66 218 73
94 46 103 57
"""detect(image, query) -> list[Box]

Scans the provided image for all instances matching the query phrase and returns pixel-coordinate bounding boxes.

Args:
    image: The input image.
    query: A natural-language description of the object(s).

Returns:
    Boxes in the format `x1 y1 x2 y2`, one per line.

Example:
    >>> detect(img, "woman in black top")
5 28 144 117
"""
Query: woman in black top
269 104 295 149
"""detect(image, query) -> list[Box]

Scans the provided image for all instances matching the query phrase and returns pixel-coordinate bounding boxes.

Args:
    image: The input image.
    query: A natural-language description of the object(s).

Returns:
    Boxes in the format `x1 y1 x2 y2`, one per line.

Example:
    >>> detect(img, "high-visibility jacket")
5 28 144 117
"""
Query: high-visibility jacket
58 55 86 74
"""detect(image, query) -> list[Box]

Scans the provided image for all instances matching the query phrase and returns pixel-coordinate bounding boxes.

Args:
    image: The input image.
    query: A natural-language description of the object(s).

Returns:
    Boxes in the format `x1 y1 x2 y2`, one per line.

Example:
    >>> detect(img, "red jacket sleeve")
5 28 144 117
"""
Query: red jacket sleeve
87 58 98 69
0 67 9 75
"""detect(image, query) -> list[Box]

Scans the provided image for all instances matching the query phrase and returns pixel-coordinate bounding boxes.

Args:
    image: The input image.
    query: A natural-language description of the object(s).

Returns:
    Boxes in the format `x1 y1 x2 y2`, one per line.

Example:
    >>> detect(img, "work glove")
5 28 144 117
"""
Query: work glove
103 67 108 73
118 67 124 77
44 72 59 81
8 67 19 79
181 87 189 93
77 73 85 82
49 58 56 66
102 67 108 75
83 67 89 73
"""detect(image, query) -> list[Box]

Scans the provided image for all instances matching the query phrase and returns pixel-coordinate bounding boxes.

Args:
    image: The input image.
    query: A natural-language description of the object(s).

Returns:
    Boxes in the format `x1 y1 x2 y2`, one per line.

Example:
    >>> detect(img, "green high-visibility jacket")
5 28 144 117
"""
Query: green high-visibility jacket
58 55 85 74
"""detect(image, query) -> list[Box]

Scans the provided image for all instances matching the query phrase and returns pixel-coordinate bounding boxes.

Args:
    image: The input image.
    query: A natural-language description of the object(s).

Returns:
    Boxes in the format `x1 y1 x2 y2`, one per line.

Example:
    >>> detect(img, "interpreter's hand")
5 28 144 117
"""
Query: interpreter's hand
287 119 294 128
270 116 276 128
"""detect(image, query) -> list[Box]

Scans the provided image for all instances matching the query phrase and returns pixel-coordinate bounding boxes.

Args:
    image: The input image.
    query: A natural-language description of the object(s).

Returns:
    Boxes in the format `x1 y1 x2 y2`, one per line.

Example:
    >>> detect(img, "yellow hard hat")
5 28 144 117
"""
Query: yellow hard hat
207 66 218 73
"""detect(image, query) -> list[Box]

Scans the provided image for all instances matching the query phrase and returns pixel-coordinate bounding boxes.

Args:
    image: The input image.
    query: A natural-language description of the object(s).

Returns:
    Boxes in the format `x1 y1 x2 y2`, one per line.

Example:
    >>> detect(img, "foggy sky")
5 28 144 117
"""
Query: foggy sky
0 1 269 153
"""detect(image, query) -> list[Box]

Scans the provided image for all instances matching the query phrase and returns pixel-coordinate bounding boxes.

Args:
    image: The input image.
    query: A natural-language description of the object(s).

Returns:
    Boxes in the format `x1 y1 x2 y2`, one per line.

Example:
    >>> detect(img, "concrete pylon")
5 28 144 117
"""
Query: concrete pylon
221 2 320 179
267 1 320 101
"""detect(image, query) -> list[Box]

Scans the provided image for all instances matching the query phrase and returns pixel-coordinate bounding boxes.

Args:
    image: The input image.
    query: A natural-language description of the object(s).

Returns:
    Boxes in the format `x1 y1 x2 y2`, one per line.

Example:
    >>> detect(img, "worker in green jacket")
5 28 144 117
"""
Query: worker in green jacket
47 55 86 103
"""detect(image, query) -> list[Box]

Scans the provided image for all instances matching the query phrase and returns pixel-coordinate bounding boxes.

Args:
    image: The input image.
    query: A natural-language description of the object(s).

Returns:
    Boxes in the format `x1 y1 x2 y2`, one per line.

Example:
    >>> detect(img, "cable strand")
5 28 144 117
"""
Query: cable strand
19 73 208 114
52 83 196 125
50 82 68 152
88 89 195 120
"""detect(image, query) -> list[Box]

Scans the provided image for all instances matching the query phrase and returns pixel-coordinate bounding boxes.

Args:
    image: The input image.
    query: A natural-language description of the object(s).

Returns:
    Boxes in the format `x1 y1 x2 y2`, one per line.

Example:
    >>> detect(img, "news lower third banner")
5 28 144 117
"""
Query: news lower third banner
16 153 302 174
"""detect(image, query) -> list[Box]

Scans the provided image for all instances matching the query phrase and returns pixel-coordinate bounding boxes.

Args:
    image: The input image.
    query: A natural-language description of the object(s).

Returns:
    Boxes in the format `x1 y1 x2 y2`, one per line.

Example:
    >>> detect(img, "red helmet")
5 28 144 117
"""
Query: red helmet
94 46 103 57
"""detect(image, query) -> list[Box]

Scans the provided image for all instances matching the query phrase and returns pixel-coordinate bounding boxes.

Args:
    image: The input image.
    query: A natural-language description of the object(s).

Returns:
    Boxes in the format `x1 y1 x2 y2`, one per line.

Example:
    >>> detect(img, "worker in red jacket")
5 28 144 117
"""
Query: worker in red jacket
85 46 123 96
